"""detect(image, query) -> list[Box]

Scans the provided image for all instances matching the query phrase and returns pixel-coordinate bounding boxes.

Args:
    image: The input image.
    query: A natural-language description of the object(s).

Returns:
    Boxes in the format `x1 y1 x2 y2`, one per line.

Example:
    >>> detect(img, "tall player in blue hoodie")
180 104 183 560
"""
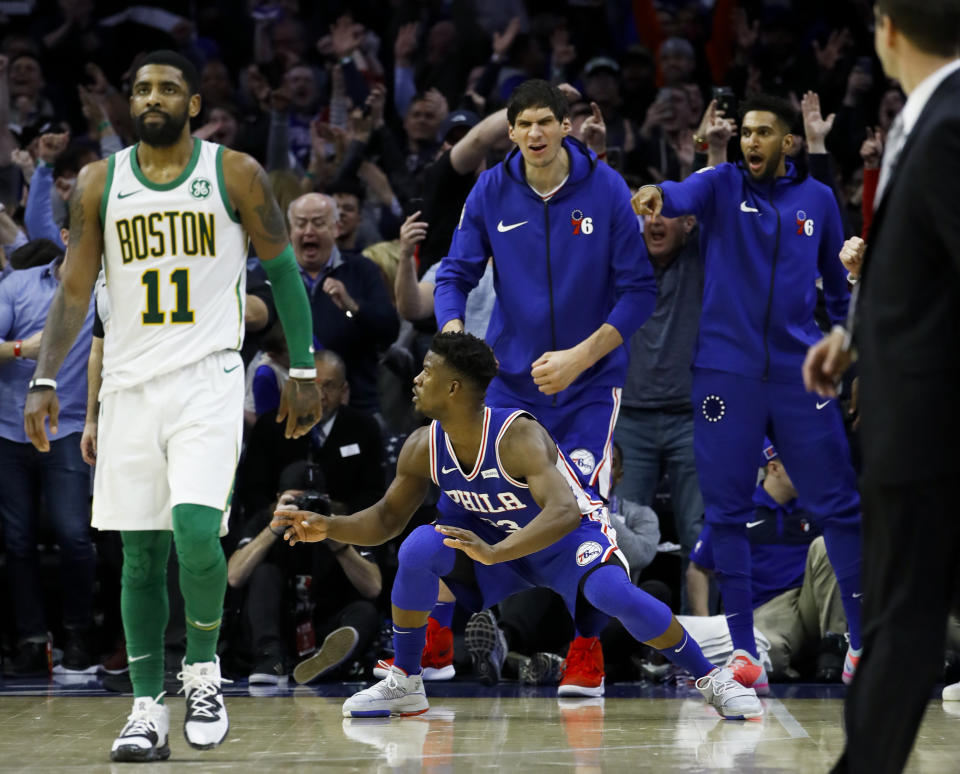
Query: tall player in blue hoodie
632 94 863 692
434 80 656 501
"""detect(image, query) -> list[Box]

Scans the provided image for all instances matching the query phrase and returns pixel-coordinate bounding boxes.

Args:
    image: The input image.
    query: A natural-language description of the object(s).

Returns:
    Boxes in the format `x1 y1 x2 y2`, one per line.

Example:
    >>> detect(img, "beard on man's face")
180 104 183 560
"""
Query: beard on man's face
135 107 189 147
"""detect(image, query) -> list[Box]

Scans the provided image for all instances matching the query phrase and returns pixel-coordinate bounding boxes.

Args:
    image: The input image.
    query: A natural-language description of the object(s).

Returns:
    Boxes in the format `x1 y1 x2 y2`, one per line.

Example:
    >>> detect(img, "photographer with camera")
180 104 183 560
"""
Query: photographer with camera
227 461 383 685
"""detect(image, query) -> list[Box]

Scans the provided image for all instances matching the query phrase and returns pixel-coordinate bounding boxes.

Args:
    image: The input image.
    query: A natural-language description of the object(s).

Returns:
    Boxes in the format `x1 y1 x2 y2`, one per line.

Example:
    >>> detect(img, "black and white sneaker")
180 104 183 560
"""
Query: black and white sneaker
177 656 230 749
465 610 507 686
110 695 170 762
249 648 288 685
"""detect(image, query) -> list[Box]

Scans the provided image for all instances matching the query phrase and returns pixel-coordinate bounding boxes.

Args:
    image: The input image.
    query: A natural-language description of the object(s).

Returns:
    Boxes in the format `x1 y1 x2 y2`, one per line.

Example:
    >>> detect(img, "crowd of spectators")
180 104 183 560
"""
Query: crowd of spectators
0 0 957 688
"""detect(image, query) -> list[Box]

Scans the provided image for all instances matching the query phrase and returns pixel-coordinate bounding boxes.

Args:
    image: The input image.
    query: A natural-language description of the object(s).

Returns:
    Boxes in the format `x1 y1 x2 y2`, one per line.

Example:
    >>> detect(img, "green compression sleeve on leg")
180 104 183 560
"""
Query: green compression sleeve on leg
121 530 172 700
172 504 227 665
259 244 315 371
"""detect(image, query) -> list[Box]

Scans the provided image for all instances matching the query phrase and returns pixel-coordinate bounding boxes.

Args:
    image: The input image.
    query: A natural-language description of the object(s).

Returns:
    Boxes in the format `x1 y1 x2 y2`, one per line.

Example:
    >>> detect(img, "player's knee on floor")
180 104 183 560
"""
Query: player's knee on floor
582 564 672 643
171 504 225 574
397 524 457 574
121 531 171 588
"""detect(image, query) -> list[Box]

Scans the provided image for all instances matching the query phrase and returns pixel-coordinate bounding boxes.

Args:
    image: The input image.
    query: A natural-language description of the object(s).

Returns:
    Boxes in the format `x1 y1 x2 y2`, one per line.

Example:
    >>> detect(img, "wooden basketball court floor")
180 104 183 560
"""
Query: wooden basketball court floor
0 678 957 772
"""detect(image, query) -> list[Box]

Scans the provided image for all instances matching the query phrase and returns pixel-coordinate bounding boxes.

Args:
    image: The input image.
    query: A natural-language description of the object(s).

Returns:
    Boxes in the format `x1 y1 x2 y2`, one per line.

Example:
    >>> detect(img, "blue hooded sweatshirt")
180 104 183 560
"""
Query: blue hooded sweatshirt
660 159 848 382
434 137 657 406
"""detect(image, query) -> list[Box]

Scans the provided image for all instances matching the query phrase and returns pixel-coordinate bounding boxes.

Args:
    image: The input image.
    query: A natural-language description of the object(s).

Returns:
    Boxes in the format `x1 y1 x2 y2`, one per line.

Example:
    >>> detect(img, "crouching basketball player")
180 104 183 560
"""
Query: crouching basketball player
273 333 762 720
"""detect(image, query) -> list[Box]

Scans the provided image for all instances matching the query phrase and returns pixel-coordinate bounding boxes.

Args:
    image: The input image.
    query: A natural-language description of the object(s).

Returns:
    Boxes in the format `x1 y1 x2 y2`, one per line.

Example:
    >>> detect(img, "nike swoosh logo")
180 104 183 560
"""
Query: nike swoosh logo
673 634 688 654
223 365 241 373
118 190 142 199
746 519 765 528
128 654 151 663
497 219 528 232
852 592 863 599
740 201 759 213
816 400 831 409
441 465 458 474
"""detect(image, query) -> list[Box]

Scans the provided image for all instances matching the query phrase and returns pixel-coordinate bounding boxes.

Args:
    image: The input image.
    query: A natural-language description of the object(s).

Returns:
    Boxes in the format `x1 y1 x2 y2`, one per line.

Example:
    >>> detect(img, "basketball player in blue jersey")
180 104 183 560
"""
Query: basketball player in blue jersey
273 332 761 720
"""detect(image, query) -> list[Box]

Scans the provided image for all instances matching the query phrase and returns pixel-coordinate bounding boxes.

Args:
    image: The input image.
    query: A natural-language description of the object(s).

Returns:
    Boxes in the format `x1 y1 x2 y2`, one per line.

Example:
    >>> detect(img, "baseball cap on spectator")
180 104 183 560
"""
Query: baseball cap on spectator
438 109 479 144
584 56 620 78
761 439 779 468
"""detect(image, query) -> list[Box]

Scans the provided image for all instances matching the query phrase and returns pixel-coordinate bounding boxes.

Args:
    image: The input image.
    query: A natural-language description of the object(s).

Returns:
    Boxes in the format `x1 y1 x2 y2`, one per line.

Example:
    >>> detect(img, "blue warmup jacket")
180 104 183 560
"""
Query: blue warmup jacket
434 137 657 406
660 160 847 382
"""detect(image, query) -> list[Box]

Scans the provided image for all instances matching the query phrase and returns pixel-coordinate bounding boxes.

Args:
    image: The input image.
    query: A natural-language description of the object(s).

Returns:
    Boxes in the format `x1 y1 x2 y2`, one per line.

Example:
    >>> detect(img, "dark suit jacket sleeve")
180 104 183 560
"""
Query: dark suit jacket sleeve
237 409 310 516
919 117 960 277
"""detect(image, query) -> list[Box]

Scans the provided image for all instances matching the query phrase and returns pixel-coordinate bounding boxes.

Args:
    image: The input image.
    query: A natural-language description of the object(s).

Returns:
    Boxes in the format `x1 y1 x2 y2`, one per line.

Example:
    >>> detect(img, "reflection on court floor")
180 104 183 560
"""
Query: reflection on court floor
0 677 955 771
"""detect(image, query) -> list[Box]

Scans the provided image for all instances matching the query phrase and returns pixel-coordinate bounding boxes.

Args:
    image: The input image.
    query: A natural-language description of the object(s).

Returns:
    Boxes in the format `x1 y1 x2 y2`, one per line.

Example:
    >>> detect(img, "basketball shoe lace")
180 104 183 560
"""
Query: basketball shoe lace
697 670 751 702
370 661 408 698
177 668 231 719
119 693 165 737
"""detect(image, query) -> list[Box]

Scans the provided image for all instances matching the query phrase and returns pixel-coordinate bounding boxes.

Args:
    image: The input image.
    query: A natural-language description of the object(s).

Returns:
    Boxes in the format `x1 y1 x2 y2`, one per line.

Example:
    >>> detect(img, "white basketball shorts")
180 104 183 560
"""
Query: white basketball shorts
92 349 244 533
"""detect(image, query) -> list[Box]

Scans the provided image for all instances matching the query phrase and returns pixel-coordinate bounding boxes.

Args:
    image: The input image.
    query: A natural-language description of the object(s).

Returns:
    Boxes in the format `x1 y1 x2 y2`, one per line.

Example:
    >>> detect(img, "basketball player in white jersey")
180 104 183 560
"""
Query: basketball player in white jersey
23 50 322 762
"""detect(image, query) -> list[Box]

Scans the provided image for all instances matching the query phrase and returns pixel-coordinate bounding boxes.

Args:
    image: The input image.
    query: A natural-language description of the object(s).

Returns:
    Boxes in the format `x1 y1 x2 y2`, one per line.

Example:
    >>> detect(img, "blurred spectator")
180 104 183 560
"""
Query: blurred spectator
7 53 56 128
613 208 703 608
687 444 848 682
289 192 398 416
329 179 375 252
658 37 696 87
0 225 96 676
24 132 98 246
631 85 698 182
243 321 288 427
581 57 635 156
227 461 383 684
239 349 385 519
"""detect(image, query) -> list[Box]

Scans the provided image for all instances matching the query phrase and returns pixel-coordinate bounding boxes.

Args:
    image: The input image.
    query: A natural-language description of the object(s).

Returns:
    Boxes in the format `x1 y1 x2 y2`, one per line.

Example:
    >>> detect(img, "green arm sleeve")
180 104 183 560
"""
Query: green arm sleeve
259 244 315 371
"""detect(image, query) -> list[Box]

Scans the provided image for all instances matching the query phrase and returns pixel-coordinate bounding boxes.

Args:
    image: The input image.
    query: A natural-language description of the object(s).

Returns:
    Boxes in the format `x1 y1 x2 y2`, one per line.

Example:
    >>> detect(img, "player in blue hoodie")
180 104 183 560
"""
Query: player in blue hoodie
632 94 862 693
434 80 656 502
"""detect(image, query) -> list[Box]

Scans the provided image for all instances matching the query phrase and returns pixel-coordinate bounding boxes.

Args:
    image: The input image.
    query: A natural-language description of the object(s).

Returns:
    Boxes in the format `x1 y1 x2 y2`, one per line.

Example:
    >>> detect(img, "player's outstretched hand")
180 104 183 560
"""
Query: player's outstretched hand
802 327 852 397
436 525 498 565
277 377 323 439
271 505 330 545
24 388 59 453
631 185 662 216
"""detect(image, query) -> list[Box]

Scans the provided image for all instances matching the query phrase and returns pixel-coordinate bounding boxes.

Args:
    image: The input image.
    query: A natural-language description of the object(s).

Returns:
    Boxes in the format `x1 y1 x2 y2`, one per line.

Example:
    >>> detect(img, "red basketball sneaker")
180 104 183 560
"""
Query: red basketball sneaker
725 649 770 696
374 617 456 681
558 636 605 697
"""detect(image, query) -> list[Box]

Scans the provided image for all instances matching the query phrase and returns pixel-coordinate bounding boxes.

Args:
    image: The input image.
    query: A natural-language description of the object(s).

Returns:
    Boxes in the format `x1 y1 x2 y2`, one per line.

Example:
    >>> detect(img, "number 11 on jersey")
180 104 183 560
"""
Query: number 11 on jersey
141 268 195 325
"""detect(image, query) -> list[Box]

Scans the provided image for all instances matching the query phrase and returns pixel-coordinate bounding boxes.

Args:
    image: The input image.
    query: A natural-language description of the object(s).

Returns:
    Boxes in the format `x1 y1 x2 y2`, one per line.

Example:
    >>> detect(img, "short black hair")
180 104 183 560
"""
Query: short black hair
429 332 499 393
506 79 569 126
739 94 798 134
132 49 200 96
327 179 366 205
10 238 63 270
876 0 960 57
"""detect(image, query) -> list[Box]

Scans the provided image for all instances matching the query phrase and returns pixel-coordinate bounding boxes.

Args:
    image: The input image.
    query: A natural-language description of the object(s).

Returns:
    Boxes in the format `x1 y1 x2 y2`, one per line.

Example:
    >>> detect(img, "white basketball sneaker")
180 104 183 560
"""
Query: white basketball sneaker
943 680 960 701
110 694 170 762
696 667 764 719
178 656 230 749
342 663 429 718
725 649 770 696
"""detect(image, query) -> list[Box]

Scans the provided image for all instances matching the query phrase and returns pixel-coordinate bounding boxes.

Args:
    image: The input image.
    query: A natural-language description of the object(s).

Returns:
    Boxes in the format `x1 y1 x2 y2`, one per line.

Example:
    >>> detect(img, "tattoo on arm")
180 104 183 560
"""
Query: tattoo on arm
35 286 91 379
246 166 288 244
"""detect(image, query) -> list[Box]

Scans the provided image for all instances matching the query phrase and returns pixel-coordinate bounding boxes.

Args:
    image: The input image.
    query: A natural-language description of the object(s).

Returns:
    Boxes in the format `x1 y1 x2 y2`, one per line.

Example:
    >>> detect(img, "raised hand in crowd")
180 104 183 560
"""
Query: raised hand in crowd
365 83 386 130
801 90 836 154
394 21 418 67
695 98 737 166
812 28 852 73
357 160 396 208
839 236 866 280
860 126 883 169
347 108 373 146
245 65 273 112
580 101 606 156
399 210 428 260
38 132 69 165
493 17 523 61
421 88 449 125
640 96 673 140
321 14 365 60
550 26 577 69
11 148 36 182
322 276 359 314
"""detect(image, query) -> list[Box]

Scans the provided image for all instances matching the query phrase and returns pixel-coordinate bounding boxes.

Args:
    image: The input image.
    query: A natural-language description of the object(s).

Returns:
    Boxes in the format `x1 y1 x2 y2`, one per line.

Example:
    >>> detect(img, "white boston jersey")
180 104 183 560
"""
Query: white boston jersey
99 139 248 395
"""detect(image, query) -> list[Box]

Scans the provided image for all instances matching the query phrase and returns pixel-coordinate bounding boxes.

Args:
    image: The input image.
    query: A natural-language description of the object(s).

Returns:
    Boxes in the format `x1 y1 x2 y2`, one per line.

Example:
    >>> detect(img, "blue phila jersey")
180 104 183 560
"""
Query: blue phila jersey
428 407 615 547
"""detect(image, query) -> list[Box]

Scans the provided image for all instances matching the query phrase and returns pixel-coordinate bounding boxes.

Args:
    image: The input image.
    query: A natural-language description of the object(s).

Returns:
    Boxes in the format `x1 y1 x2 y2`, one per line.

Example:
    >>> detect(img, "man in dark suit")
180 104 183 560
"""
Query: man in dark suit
239 350 385 518
803 2 960 771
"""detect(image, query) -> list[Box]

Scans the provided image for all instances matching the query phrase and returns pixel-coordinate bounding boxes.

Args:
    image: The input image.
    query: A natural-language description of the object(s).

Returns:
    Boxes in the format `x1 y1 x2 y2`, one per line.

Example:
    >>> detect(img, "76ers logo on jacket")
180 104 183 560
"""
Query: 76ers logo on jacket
571 209 594 235
796 210 815 236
